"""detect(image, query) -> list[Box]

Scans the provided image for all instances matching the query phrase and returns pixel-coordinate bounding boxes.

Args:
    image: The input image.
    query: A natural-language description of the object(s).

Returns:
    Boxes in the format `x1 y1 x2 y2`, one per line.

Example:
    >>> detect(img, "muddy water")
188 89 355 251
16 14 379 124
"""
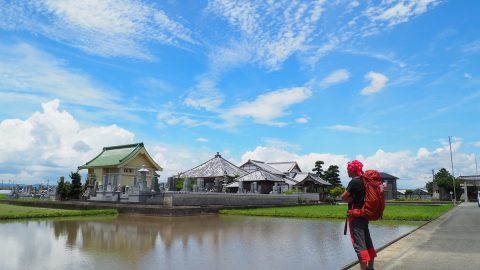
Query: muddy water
0 215 419 270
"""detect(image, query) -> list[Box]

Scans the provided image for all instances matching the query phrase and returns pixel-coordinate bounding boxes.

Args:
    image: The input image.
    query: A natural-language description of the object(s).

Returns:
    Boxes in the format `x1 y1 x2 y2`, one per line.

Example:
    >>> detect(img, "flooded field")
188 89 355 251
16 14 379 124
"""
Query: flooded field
0 215 420 270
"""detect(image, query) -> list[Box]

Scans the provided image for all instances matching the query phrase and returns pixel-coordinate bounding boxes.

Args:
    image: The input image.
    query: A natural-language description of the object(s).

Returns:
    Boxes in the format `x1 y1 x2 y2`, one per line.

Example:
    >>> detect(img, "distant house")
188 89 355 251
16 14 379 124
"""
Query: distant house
78 143 162 191
432 178 450 200
266 161 302 178
239 160 330 195
380 172 398 200
235 169 286 194
240 160 285 176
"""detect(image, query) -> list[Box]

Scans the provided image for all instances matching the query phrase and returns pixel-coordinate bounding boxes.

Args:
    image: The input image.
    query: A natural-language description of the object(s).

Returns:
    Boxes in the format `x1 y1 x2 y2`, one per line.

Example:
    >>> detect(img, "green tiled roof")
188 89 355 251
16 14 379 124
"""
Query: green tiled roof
79 143 143 168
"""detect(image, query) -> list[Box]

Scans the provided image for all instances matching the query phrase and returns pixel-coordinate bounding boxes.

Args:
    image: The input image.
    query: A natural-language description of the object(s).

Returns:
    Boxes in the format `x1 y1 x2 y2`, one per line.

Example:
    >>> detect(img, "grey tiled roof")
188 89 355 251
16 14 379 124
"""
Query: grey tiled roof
236 169 286 182
266 161 300 173
179 153 247 178
293 172 331 186
242 160 284 175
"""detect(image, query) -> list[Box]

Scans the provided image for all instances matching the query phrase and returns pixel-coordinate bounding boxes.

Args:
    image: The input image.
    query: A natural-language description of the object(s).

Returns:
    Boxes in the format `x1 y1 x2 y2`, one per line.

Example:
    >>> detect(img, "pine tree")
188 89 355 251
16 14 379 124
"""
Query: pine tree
324 165 342 187
56 176 65 200
69 171 83 200
312 160 325 179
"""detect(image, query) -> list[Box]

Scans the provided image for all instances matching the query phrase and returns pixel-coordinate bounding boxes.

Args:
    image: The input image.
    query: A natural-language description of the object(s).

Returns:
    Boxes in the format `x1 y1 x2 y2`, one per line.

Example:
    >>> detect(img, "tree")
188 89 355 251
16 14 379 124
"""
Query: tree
312 161 325 179
405 189 414 198
56 176 65 199
435 168 462 200
324 165 342 187
56 176 70 200
425 181 433 194
175 178 184 190
69 171 83 200
329 186 345 198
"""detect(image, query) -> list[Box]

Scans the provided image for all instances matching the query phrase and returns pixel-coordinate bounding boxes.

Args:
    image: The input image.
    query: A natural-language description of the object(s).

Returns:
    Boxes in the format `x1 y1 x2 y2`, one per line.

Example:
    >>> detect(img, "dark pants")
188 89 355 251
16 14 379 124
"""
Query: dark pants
349 217 376 263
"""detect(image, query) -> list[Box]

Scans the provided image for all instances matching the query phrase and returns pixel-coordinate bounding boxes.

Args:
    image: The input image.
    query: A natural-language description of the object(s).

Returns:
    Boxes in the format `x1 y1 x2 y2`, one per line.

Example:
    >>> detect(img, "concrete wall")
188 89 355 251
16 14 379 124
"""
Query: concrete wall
162 192 299 207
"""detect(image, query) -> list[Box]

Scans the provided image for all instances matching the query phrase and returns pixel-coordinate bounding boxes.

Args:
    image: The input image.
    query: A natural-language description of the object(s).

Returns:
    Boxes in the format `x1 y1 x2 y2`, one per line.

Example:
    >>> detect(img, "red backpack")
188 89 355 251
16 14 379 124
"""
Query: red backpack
349 170 385 221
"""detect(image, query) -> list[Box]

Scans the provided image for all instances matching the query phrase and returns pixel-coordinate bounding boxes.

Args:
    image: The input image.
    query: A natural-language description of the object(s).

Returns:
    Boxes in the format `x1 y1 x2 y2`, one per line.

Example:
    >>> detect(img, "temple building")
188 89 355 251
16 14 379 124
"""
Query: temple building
78 143 162 192
176 152 247 192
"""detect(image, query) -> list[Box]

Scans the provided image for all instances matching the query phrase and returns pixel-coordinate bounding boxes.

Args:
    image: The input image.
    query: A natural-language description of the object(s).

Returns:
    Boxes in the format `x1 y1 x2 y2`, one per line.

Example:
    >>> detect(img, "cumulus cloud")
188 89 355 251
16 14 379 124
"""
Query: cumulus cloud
241 146 351 181
151 145 218 179
224 86 312 126
0 99 135 184
319 69 350 88
0 0 196 59
240 139 476 188
361 71 389 95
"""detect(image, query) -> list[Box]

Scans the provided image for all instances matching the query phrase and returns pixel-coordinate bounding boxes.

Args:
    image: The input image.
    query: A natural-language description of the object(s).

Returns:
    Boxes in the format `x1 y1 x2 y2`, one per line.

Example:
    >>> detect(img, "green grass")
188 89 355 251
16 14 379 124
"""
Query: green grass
220 204 454 221
0 194 7 200
0 204 118 220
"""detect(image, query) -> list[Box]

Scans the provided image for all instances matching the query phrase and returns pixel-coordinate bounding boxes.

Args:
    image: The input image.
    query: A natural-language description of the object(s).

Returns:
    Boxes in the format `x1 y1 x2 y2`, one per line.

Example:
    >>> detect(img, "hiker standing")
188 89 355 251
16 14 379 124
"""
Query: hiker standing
341 160 376 270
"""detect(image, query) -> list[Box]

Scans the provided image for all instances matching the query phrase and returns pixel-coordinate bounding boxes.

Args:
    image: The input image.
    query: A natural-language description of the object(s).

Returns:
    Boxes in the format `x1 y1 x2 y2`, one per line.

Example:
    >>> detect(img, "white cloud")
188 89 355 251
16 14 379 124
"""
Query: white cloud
196 137 209 143
241 146 351 182
184 77 225 111
240 139 476 188
347 1 360 10
361 71 389 95
327 125 369 133
206 0 324 70
319 69 350 88
0 43 121 110
0 0 195 59
0 99 135 184
367 0 441 27
295 117 309 124
462 39 480 54
263 138 300 152
224 86 312 126
474 141 480 148
464 73 472 79
151 144 216 179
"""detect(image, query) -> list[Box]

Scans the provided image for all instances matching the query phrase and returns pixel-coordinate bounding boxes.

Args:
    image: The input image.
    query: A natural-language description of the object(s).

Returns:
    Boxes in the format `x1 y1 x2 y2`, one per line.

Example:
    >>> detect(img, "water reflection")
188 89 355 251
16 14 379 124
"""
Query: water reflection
0 216 420 270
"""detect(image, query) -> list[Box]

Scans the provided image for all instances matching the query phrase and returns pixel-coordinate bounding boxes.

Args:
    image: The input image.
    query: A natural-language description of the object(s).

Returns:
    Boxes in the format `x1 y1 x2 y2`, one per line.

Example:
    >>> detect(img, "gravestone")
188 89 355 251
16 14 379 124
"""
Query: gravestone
197 178 204 192
214 177 222 193
167 177 176 191
182 178 192 192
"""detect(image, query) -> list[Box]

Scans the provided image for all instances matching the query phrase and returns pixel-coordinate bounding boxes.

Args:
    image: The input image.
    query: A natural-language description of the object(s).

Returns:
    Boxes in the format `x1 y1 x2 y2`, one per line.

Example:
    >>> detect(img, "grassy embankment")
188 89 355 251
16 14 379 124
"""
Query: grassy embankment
220 204 454 221
0 203 117 220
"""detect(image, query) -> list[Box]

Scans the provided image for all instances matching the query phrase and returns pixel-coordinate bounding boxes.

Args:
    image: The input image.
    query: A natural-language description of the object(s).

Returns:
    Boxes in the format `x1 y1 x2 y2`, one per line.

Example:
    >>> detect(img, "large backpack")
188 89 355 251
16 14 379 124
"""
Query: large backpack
348 170 385 221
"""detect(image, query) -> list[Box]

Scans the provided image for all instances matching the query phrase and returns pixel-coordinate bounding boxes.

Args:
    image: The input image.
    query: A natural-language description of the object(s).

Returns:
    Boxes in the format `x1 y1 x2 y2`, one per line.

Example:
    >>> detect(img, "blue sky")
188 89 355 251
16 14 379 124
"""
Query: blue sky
0 0 479 188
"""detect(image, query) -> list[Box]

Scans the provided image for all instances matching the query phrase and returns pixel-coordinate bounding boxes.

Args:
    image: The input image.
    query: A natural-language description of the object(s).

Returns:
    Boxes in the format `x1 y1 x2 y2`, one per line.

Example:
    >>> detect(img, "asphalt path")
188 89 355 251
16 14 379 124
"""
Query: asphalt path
353 202 480 270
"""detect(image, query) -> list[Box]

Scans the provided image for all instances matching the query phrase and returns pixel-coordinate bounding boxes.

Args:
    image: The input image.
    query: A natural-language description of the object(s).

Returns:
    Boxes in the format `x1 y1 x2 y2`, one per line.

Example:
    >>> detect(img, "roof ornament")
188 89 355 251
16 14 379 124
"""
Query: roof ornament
215 152 221 158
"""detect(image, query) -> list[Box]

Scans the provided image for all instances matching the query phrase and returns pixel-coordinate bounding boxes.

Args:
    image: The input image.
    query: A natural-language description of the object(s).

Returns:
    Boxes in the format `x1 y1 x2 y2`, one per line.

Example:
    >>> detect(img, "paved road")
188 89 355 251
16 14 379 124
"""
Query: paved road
361 202 480 270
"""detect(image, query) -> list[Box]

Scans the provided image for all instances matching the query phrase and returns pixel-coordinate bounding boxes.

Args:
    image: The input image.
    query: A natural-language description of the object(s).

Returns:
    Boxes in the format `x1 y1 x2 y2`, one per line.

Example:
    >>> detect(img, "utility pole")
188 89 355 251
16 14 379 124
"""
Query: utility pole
476 155 478 175
448 136 457 203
